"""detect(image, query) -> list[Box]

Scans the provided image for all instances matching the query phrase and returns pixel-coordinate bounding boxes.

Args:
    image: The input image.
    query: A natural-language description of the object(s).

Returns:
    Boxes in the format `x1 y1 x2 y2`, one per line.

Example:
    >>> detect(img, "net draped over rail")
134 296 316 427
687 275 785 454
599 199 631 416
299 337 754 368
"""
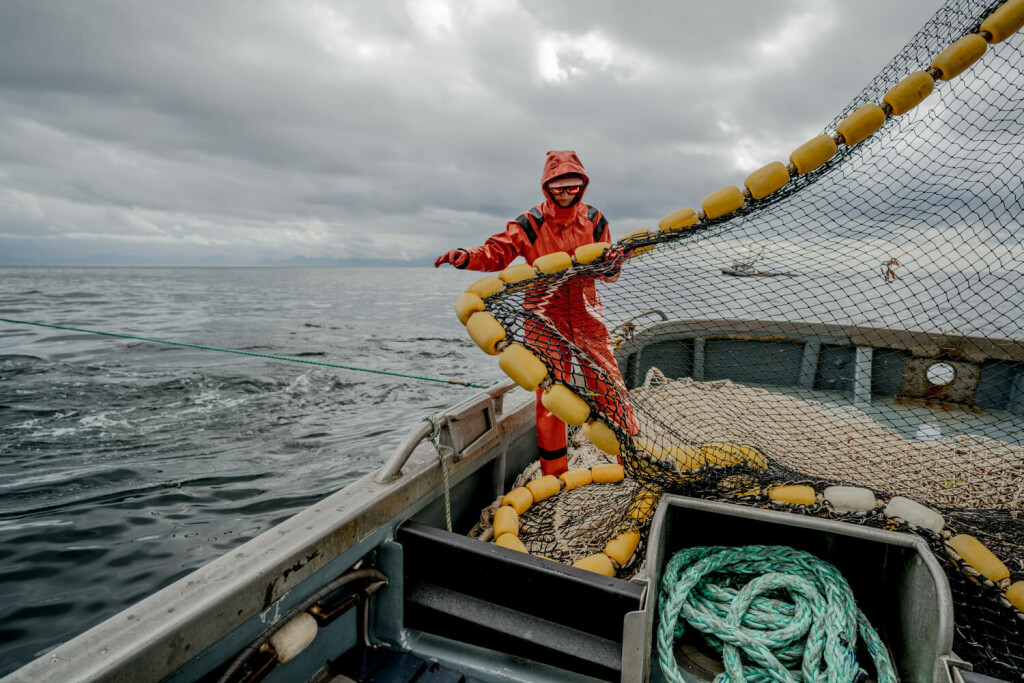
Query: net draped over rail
467 0 1024 679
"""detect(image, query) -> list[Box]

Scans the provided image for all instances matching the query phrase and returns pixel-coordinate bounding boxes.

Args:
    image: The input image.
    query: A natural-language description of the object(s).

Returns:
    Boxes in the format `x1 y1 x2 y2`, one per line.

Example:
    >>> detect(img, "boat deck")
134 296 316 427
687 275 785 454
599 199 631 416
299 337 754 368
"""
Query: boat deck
753 383 1023 445
333 647 484 683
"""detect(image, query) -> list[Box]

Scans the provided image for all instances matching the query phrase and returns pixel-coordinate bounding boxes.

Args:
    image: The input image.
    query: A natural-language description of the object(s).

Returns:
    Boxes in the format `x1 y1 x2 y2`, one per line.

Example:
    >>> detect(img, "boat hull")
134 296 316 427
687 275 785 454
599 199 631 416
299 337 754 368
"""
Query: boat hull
8 316 1020 683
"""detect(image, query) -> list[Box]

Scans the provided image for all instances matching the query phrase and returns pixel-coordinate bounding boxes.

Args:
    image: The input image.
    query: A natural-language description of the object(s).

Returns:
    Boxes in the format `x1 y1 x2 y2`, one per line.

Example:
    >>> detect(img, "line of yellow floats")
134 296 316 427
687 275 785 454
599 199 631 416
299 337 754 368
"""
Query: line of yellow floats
453 0 1024 608
491 463 643 576
657 0 1024 232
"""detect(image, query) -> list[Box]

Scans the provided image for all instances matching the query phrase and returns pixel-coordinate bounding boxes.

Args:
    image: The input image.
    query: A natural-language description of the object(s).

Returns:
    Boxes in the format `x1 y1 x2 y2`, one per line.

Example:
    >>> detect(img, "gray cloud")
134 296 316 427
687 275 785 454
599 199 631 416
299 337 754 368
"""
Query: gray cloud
0 0 953 264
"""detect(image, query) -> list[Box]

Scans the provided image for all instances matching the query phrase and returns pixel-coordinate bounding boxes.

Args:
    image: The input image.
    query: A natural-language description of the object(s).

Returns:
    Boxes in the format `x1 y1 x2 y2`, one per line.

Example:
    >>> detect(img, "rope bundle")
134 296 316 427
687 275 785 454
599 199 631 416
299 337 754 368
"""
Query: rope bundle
657 545 897 683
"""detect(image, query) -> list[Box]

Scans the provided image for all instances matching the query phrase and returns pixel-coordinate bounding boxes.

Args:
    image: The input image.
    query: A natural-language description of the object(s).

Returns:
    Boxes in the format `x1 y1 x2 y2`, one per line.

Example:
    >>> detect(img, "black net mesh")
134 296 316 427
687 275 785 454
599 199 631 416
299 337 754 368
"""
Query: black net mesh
479 1 1024 678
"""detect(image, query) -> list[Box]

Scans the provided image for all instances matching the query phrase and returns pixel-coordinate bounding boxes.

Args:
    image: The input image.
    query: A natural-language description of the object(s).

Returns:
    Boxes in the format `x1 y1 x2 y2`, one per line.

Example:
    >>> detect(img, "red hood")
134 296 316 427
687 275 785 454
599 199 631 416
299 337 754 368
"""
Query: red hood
541 150 589 218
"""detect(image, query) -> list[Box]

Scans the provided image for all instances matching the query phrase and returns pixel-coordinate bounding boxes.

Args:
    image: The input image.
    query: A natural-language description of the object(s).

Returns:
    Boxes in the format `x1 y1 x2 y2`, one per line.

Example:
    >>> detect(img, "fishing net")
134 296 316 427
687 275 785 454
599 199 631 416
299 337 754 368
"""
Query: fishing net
470 431 648 571
469 0 1024 679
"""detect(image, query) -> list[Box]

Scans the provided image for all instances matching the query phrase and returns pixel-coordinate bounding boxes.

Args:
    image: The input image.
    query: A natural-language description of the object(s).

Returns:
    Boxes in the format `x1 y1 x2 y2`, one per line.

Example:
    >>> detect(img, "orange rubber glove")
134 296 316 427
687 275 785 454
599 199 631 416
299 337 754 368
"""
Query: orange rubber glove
434 249 469 269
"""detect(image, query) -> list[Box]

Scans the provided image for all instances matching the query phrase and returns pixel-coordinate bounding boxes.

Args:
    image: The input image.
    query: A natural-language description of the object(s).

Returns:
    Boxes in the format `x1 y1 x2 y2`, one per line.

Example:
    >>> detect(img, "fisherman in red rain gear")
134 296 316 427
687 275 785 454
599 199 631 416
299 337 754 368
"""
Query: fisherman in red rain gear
435 150 634 476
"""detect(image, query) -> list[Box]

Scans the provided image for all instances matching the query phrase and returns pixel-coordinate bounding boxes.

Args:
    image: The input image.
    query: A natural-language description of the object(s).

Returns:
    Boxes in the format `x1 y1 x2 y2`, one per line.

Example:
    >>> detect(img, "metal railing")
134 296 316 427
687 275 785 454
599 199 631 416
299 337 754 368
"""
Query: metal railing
374 379 517 484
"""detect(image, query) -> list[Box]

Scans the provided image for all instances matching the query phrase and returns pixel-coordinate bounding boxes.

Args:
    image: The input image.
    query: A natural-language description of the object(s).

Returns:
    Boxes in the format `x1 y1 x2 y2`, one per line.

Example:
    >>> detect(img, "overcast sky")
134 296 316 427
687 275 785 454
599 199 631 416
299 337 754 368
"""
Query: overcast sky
0 0 946 266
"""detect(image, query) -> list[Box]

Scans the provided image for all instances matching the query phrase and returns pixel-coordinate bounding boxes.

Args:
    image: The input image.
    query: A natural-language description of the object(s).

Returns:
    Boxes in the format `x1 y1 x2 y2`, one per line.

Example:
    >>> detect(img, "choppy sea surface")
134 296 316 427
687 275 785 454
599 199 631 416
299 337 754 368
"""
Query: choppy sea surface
0 266 500 676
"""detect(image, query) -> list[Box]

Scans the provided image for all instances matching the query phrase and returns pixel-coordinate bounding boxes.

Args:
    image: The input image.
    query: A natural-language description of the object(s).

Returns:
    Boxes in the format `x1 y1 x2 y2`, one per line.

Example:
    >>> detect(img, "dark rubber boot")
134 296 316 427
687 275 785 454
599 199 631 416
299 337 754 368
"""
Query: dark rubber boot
540 454 568 477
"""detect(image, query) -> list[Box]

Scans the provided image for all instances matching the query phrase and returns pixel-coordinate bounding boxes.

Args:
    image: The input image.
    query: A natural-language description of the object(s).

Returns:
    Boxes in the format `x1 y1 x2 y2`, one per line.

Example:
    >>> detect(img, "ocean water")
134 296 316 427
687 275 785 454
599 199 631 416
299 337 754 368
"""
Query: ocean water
0 266 500 676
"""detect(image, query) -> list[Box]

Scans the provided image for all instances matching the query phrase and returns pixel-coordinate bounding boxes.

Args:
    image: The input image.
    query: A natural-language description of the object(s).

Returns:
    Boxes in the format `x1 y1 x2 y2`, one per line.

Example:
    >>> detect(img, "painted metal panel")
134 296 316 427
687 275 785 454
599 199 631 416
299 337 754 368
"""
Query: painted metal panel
854 347 873 406
798 340 821 390
703 339 804 387
872 348 913 397
815 344 856 393
974 360 1023 412
635 339 693 386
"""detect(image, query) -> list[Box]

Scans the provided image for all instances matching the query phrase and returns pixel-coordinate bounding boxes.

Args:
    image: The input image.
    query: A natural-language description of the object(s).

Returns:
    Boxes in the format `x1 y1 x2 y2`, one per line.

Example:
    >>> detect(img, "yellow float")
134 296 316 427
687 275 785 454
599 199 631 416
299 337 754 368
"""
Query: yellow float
981 0 1024 42
574 242 611 265
465 276 504 299
455 292 484 325
790 134 837 175
744 162 790 200
498 343 548 391
533 251 573 274
540 384 591 426
883 71 934 116
465 312 506 355
836 104 886 146
949 534 1010 582
931 34 988 80
702 186 745 220
499 263 537 284
658 207 700 232
768 485 817 506
582 419 620 456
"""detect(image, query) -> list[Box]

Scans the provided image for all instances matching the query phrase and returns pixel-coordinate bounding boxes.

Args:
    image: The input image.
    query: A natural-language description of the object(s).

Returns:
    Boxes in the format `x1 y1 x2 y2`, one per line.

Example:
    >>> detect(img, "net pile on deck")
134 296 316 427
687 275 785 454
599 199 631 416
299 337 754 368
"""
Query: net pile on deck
463 0 1024 679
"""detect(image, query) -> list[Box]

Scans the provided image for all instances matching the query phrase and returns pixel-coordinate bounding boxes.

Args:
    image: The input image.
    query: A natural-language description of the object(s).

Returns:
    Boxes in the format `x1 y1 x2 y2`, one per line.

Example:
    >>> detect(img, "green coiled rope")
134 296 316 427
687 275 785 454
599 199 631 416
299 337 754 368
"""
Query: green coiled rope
0 317 494 389
657 545 897 683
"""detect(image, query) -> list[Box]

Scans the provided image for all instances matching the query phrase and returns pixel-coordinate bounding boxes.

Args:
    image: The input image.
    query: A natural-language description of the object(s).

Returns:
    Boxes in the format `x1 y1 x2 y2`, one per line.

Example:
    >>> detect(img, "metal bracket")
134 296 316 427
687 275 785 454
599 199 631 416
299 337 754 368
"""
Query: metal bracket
443 390 497 462
373 380 515 483
941 654 973 683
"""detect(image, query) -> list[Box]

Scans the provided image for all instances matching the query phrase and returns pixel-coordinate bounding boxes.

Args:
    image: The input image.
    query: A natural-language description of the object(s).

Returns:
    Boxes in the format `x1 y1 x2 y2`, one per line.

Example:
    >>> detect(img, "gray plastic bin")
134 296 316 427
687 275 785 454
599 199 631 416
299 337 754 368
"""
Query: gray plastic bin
624 496 955 683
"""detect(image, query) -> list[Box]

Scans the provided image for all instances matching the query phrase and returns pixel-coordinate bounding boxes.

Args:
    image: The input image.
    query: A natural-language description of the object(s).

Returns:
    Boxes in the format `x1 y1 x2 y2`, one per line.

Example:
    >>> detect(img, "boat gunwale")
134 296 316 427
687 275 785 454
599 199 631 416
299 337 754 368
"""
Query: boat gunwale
4 383 533 683
615 317 1024 363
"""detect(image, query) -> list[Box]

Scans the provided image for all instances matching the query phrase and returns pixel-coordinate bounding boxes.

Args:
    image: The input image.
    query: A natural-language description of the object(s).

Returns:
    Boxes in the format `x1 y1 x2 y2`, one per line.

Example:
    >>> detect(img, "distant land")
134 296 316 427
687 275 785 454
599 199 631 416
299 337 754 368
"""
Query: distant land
0 253 434 267
259 255 434 268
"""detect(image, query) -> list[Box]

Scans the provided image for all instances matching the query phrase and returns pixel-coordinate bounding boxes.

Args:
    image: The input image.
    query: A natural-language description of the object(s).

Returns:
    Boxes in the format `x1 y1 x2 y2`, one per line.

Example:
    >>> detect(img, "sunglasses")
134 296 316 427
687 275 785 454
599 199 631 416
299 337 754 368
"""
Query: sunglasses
547 185 582 196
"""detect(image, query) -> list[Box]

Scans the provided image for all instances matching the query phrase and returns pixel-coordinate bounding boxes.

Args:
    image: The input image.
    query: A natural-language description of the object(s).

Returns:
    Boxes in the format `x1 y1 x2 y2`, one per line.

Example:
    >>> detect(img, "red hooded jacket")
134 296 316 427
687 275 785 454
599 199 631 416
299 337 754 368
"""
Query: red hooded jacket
461 151 636 460
463 150 610 272
462 151 614 358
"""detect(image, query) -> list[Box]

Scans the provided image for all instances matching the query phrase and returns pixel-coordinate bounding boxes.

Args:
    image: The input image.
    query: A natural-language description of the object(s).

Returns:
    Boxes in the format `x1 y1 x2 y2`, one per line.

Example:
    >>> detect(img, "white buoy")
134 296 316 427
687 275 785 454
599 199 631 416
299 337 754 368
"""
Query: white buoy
268 612 318 663
823 486 876 513
885 496 945 534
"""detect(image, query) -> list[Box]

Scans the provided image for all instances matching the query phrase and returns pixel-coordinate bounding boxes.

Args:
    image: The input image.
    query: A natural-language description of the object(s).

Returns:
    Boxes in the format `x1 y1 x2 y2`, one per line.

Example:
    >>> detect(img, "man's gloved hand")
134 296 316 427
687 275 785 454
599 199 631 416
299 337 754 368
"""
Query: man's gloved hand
599 244 627 281
434 249 469 269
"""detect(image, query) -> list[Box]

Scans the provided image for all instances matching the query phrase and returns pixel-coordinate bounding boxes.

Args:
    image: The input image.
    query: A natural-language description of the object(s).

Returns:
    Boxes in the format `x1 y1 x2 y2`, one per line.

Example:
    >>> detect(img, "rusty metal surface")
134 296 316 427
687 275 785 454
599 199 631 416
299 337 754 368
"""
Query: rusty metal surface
898 357 981 404
851 327 1024 363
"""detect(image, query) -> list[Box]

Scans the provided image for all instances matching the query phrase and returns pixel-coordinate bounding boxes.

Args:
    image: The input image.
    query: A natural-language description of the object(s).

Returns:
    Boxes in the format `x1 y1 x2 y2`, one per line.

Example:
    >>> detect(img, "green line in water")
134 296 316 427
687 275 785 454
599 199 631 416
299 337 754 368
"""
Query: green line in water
0 317 493 389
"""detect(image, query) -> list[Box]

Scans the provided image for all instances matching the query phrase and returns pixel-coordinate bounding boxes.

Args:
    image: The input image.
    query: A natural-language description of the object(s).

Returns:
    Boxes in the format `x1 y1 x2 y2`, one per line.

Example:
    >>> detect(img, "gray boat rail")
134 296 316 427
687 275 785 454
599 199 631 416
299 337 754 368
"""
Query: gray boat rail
375 379 516 484
617 317 1024 362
